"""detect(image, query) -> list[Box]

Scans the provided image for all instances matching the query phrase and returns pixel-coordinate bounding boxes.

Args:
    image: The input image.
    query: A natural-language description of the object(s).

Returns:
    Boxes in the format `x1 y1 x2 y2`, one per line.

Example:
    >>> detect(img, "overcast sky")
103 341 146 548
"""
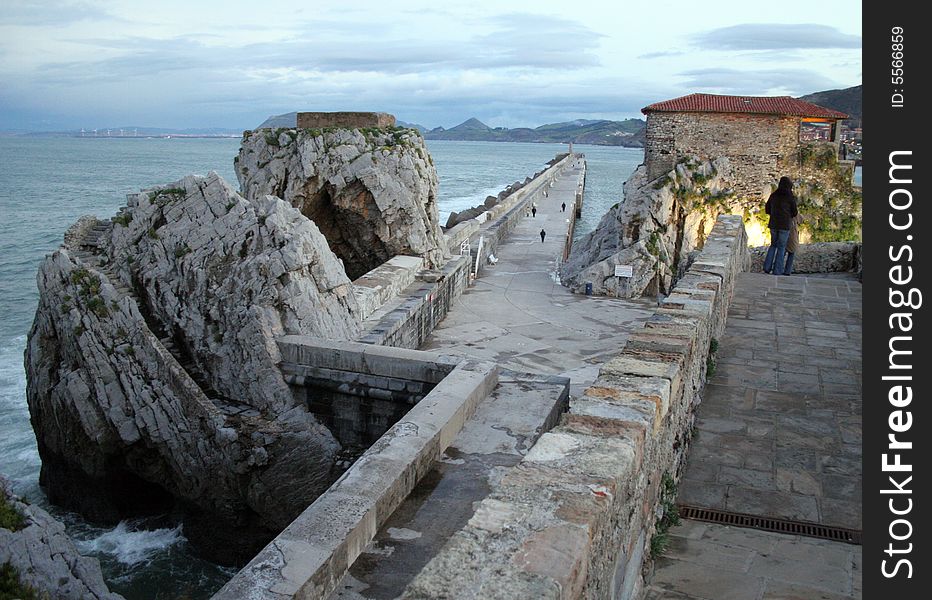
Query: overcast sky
0 0 861 131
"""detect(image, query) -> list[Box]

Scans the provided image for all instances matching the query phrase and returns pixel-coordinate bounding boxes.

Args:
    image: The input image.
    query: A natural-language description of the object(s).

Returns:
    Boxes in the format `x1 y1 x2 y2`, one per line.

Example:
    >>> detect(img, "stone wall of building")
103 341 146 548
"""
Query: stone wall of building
295 112 396 129
645 112 801 200
403 215 750 599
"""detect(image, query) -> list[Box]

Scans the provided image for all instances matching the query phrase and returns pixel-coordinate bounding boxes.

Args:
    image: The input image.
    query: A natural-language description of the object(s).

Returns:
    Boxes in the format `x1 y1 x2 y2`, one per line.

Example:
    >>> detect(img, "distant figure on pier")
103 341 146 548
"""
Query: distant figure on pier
561 202 566 212
544 190 548 198
532 205 537 218
540 229 546 243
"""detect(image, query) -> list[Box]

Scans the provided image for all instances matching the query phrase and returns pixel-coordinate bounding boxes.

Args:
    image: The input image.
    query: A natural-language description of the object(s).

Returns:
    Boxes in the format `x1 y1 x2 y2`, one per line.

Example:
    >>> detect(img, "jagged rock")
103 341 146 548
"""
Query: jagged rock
562 157 736 297
483 195 498 209
0 477 124 600
26 173 360 564
237 127 445 279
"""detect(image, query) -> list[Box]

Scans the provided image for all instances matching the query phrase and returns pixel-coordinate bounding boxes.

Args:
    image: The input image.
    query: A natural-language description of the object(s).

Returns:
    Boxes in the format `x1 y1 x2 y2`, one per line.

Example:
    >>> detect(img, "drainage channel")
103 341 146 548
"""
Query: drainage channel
678 504 862 545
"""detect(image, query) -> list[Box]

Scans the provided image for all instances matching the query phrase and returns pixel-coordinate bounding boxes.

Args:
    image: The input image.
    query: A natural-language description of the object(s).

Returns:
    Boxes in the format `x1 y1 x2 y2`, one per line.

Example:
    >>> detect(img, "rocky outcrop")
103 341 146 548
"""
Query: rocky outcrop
237 127 445 279
1 477 124 600
562 157 736 297
26 173 362 564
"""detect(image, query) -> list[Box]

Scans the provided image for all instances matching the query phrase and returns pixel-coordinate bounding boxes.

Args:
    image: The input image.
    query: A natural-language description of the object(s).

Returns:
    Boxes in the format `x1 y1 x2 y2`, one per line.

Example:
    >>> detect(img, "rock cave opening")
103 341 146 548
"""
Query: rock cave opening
303 183 391 280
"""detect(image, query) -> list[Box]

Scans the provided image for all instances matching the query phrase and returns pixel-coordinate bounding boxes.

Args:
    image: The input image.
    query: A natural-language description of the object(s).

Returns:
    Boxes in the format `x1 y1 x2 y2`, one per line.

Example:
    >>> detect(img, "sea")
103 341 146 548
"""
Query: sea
0 136 643 599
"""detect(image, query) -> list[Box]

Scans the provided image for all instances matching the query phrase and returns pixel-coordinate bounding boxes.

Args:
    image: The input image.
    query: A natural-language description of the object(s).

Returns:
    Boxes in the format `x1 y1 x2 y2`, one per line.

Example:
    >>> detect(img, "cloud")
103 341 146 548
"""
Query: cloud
692 23 861 51
638 51 685 59
2 0 115 26
676 67 841 96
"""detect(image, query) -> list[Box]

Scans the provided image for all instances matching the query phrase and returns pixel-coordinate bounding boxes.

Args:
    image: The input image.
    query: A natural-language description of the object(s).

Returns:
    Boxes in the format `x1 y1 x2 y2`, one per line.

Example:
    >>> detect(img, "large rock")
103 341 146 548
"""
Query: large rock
237 127 445 279
26 173 362 564
562 157 736 297
0 477 124 600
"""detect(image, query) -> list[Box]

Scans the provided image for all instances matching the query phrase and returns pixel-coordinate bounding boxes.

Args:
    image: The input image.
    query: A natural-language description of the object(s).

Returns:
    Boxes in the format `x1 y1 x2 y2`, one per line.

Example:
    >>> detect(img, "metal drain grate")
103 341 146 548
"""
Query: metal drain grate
678 504 862 545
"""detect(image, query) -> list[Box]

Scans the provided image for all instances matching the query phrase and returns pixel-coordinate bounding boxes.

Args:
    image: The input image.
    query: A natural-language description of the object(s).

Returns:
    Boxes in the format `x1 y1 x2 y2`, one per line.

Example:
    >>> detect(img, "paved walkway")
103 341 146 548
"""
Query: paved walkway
647 272 862 599
422 161 655 395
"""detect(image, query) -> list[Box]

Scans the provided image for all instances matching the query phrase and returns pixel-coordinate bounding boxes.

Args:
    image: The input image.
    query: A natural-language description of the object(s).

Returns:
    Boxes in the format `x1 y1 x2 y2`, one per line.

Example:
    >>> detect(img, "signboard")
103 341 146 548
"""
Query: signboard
614 265 633 278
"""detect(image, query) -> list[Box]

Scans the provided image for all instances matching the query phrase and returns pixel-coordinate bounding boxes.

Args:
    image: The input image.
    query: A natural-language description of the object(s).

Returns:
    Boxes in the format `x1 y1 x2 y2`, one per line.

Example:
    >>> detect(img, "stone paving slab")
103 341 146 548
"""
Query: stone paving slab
679 272 862 530
645 521 861 600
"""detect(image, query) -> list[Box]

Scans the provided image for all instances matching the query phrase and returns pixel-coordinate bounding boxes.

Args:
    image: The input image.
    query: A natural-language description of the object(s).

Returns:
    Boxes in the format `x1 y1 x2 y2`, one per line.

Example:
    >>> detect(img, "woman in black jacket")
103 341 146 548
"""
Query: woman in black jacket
762 176 799 275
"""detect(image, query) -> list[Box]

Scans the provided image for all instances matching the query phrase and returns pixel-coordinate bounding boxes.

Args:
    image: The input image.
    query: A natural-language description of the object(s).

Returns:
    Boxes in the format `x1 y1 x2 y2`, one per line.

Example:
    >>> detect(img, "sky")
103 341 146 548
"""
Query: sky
0 0 862 131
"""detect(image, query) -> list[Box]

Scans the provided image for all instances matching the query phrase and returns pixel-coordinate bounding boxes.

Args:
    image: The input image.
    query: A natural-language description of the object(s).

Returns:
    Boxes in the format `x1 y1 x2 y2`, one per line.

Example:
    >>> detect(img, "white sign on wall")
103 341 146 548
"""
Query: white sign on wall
614 265 633 278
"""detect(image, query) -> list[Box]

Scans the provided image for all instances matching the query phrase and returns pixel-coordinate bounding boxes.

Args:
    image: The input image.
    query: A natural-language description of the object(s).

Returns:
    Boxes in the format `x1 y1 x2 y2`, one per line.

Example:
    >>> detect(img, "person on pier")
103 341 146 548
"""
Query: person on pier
762 176 798 276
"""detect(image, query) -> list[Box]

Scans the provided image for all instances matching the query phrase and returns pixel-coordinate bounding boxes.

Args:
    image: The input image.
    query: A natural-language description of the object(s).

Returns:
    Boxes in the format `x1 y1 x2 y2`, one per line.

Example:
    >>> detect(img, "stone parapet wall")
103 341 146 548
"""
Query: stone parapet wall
749 242 861 274
356 256 471 349
402 215 750 599
213 359 499 600
353 256 425 321
295 112 396 129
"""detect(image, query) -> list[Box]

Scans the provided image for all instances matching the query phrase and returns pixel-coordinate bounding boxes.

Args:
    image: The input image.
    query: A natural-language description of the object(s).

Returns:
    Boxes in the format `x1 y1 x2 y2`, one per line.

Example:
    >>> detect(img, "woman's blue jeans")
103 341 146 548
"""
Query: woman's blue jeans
763 229 790 275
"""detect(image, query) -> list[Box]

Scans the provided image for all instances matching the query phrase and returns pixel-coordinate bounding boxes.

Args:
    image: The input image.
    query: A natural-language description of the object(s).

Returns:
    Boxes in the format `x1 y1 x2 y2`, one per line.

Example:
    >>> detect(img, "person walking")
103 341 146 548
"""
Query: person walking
531 205 537 218
782 213 803 275
762 176 798 275
561 202 566 212
540 229 546 243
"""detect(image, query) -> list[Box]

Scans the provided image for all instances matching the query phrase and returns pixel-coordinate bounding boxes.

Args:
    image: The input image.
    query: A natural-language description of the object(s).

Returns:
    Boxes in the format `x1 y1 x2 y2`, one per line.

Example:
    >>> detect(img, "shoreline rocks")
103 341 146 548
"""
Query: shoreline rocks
1 477 125 600
562 156 735 298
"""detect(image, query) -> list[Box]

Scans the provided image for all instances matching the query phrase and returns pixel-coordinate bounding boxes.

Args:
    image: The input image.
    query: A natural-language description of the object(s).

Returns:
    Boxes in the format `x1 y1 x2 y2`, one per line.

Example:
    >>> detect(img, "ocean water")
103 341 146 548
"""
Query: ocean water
0 136 640 598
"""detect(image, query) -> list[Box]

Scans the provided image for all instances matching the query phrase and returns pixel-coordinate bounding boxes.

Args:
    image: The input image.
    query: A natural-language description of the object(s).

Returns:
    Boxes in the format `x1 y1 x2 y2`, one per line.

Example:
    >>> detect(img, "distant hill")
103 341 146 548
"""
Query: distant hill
423 118 646 147
255 113 647 147
257 112 298 128
798 85 862 128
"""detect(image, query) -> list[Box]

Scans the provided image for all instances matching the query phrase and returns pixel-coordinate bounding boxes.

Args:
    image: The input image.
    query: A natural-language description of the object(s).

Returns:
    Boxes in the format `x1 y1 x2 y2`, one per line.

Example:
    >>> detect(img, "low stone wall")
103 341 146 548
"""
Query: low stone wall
295 112 396 129
352 256 425 321
402 215 750 599
356 256 471 349
212 358 499 600
748 241 861 274
442 220 480 256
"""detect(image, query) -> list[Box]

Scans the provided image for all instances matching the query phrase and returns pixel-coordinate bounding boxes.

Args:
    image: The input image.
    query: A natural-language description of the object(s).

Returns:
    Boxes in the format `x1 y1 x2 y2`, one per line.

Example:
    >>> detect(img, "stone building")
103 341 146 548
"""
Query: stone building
641 93 849 200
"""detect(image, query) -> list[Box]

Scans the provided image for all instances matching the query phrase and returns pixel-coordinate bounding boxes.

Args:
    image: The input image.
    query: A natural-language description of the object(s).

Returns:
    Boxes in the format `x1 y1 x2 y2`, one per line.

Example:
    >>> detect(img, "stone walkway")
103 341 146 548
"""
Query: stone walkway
422 161 655 395
647 272 862 599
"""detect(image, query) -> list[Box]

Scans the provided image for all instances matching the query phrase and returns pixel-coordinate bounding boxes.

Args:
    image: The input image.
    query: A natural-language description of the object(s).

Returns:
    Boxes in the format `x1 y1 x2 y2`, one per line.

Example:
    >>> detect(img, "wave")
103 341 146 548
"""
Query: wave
75 520 186 566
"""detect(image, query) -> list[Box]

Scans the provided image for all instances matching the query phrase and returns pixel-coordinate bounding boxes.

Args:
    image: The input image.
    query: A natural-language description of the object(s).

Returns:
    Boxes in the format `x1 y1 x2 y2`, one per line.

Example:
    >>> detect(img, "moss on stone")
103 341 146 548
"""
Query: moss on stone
0 562 39 600
0 495 26 531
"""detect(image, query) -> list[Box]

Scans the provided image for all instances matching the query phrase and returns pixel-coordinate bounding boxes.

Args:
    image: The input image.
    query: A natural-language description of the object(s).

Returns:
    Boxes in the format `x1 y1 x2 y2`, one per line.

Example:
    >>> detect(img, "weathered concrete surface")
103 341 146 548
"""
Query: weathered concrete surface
423 162 656 398
404 216 750 599
212 359 499 600
330 371 569 599
645 520 861 600
0 477 125 600
677 272 862 529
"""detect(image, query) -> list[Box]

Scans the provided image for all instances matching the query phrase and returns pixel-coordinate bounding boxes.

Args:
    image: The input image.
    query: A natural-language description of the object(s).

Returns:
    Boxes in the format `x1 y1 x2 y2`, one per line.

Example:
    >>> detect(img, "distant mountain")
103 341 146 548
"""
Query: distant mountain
423 117 646 147
254 113 646 146
257 112 298 128
798 85 862 128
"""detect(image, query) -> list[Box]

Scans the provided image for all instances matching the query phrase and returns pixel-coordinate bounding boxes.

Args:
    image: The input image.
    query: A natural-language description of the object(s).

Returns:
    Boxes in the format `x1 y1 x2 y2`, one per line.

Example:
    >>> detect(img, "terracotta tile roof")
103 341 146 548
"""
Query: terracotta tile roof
641 93 848 119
